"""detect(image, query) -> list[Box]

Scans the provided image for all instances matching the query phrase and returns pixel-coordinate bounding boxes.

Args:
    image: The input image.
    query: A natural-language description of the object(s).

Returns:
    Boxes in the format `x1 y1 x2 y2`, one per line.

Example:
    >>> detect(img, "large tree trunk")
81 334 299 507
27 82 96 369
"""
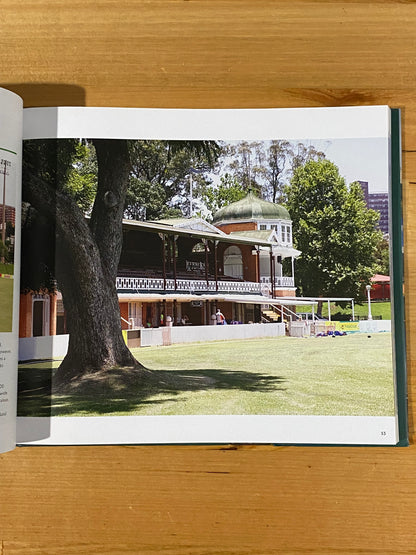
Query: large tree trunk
23 139 140 384
54 222 137 383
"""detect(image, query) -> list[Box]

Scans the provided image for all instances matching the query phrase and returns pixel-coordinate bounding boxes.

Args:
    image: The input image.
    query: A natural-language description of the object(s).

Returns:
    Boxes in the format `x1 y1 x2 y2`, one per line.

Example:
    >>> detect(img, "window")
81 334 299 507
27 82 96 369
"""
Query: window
192 242 205 253
223 246 243 279
281 227 286 243
128 302 142 328
259 224 267 230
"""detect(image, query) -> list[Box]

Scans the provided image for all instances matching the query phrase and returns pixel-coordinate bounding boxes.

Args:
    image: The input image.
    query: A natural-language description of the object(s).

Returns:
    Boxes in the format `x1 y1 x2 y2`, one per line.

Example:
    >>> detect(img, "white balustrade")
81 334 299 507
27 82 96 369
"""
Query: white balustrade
260 276 295 287
116 276 267 295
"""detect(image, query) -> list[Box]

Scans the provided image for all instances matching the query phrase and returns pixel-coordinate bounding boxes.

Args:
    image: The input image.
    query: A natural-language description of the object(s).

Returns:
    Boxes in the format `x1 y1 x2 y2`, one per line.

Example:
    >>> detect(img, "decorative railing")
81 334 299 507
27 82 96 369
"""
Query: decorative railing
260 276 295 287
116 276 268 295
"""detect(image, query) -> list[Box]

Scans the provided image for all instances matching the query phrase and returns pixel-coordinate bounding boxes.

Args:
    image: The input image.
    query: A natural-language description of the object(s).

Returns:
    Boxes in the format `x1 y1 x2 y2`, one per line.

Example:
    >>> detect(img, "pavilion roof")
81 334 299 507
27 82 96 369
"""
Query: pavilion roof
229 230 272 241
122 218 275 248
371 274 390 283
154 217 226 235
118 292 317 305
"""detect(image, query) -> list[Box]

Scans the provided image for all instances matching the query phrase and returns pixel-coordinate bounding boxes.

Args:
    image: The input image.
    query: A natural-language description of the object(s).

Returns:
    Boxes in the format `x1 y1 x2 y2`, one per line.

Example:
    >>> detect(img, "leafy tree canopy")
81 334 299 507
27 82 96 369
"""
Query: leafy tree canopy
125 140 221 220
64 141 97 212
199 173 246 220
219 140 326 204
34 139 222 221
374 236 390 276
285 160 382 300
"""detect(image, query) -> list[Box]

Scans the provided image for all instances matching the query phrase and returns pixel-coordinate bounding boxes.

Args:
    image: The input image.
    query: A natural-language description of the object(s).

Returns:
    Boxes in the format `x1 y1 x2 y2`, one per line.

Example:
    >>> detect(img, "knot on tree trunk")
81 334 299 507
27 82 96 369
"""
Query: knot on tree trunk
103 191 118 208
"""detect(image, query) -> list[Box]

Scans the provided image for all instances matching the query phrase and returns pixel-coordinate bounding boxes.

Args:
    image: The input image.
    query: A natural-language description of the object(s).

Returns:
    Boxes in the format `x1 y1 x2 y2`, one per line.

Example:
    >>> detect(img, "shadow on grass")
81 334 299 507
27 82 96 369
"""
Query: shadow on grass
17 364 287 417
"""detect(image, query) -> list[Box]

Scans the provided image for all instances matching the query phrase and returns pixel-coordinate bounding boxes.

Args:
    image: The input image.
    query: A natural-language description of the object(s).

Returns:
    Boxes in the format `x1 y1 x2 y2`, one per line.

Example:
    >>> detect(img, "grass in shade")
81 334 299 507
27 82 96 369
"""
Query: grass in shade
0 277 13 332
17 333 395 418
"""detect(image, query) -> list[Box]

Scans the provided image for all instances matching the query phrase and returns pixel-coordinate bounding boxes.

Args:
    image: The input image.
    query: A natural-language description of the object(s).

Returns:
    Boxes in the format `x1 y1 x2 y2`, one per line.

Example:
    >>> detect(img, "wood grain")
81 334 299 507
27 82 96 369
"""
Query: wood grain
1 1 416 553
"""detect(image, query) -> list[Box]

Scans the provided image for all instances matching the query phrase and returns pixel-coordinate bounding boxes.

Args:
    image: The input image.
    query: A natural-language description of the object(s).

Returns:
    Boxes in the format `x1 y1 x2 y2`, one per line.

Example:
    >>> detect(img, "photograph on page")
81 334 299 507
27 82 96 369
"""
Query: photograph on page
16 107 404 445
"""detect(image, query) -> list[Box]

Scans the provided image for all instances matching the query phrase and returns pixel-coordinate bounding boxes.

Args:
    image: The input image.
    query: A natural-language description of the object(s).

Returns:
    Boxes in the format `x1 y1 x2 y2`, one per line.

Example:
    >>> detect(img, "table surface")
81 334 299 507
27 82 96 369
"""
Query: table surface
1 1 416 553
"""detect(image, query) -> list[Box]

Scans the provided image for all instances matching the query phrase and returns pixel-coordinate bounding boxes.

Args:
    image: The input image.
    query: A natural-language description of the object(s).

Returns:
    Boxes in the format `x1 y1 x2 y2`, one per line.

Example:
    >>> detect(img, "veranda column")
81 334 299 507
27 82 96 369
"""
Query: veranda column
214 240 219 291
173 235 178 291
272 256 276 296
204 239 209 289
167 234 172 274
256 247 261 283
159 233 167 291
50 292 57 336
269 247 274 299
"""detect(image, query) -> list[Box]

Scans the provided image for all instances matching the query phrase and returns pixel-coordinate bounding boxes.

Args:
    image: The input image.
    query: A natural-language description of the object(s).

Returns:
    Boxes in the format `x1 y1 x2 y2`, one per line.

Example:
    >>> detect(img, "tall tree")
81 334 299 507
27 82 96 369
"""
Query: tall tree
125 140 221 220
290 142 326 171
22 139 220 385
224 141 264 193
23 139 137 384
220 140 326 203
263 140 293 203
286 160 382 301
199 173 246 219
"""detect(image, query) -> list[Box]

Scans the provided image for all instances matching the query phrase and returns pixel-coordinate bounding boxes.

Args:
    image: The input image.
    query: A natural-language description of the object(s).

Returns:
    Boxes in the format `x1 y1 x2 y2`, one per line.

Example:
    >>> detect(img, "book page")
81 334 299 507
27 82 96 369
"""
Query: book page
0 88 22 453
17 106 405 446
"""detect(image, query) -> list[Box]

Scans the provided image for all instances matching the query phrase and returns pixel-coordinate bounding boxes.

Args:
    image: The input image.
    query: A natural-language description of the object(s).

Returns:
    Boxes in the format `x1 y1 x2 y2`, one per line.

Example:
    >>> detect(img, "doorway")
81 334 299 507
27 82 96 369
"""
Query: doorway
32 295 50 337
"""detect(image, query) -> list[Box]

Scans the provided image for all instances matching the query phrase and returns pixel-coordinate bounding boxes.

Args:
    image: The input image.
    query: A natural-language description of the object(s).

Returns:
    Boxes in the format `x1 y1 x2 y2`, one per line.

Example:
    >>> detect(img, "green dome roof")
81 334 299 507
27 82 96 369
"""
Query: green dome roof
212 192 290 224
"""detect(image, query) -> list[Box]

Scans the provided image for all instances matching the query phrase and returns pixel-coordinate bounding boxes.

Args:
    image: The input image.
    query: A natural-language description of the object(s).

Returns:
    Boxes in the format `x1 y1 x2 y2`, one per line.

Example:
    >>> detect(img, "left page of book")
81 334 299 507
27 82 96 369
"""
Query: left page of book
0 88 22 453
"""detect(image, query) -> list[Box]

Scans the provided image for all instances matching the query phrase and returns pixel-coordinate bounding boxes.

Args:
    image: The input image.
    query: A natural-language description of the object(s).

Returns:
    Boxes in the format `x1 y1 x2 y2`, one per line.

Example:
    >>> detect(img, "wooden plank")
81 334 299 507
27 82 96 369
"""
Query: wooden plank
1 445 416 554
0 1 416 553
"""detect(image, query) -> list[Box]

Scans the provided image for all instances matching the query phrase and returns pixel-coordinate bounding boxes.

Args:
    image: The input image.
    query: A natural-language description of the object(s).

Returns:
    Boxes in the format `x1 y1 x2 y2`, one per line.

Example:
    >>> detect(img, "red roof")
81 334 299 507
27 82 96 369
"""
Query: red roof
371 274 390 283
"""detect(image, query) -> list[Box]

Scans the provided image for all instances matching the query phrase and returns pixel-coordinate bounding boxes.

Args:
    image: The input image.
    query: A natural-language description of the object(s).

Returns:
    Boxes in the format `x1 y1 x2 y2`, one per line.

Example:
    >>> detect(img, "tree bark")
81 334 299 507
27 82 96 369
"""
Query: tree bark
23 140 140 384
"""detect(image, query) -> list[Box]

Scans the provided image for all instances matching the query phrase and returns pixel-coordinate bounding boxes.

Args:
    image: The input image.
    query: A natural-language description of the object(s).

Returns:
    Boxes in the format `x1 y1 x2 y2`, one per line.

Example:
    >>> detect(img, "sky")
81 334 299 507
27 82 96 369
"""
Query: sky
313 137 389 194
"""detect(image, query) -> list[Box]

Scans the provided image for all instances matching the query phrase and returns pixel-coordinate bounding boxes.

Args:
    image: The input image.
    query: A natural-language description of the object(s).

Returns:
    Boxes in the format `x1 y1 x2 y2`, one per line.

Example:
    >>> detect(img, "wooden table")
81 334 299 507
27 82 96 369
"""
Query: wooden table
1 2 416 553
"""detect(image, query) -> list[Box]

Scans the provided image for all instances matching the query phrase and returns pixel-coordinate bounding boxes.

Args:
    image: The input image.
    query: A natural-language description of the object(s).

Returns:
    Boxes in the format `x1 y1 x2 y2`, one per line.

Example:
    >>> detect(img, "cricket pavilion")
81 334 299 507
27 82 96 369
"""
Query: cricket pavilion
117 192 303 331
19 192 321 358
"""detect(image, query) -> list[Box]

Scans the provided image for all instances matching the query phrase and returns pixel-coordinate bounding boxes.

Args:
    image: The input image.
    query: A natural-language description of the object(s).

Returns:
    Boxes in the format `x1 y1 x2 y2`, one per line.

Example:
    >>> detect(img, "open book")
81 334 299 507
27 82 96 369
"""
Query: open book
0 87 408 452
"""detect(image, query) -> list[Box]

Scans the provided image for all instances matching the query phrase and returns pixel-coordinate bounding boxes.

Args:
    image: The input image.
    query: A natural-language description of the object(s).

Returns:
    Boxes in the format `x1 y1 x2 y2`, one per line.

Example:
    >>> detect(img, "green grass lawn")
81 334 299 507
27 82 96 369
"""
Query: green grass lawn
298 301 391 321
0 277 13 332
17 333 395 418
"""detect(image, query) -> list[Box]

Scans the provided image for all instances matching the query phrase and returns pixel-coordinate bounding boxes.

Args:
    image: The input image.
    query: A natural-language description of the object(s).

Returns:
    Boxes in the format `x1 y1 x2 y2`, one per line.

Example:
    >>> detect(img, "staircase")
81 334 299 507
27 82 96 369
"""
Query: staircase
261 307 282 322
262 303 302 324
